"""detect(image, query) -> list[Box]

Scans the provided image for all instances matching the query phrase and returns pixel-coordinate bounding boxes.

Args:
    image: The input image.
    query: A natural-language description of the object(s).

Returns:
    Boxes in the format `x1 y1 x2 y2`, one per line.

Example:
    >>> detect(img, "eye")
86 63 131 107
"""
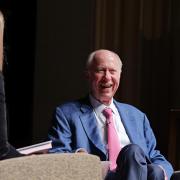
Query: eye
110 69 116 74
96 68 105 73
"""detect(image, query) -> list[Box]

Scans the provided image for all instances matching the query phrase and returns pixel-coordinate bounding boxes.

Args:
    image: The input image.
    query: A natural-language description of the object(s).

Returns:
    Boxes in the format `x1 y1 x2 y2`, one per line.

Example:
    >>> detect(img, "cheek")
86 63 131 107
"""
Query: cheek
113 77 120 86
93 75 101 84
89 77 99 89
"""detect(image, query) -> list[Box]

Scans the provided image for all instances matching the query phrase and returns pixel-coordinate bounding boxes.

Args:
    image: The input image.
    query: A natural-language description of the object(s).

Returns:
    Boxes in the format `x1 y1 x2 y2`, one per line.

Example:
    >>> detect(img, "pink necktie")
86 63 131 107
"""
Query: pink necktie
103 108 121 171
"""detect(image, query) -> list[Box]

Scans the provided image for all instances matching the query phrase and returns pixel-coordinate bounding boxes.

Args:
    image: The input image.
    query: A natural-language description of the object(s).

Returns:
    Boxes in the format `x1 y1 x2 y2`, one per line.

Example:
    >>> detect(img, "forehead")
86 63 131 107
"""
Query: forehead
92 51 120 68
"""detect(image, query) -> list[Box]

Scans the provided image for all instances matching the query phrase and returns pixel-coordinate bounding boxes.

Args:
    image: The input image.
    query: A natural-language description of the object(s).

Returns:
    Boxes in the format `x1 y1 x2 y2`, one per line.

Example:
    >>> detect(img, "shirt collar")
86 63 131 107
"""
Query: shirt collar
89 94 116 114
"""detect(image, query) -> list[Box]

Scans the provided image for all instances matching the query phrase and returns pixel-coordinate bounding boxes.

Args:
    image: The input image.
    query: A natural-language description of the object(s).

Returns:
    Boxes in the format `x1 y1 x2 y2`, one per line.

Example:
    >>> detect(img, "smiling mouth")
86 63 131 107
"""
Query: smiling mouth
100 84 113 89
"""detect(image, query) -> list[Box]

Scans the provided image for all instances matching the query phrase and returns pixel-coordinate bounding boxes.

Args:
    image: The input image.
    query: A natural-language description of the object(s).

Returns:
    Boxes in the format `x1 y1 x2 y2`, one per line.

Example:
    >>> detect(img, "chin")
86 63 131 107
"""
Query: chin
99 97 112 105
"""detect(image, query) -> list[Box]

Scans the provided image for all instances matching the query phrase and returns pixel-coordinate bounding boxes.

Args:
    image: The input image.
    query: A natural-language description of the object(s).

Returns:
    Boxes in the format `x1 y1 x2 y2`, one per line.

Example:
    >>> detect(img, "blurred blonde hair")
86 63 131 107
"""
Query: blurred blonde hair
0 11 4 69
0 11 4 35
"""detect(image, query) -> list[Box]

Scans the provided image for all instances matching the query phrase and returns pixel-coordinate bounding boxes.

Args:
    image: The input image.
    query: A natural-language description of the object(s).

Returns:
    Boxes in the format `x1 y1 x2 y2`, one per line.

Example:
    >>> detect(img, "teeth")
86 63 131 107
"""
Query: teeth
101 84 112 88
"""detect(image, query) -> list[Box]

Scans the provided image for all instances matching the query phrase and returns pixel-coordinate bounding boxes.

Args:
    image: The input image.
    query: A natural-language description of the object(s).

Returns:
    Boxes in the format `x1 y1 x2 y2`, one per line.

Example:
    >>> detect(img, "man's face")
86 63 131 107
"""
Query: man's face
87 50 121 105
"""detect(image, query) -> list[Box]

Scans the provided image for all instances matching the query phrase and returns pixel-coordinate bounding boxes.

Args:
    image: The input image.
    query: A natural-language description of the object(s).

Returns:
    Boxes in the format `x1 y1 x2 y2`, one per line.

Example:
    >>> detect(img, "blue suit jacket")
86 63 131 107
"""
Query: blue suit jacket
48 97 173 179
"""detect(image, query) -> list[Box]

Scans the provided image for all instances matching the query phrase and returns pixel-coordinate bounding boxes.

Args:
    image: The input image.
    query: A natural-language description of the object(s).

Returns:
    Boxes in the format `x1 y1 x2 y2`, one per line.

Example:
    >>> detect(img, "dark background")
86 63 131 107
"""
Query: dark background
1 0 180 169
1 0 36 146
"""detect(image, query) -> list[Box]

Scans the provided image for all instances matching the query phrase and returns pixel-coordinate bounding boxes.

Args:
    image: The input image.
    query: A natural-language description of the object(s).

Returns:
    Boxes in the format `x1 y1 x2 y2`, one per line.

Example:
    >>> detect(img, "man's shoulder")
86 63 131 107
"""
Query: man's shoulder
114 100 144 114
56 99 80 109
55 96 90 111
114 101 147 122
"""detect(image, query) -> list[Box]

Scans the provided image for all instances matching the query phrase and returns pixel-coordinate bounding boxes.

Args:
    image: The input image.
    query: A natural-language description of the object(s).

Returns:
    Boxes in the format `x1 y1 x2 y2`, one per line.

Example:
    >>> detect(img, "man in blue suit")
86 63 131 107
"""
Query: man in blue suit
48 49 173 179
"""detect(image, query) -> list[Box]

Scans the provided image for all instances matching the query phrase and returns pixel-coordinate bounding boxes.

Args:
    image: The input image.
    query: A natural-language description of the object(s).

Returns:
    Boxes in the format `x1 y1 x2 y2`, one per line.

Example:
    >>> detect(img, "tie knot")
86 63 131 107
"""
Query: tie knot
103 108 113 119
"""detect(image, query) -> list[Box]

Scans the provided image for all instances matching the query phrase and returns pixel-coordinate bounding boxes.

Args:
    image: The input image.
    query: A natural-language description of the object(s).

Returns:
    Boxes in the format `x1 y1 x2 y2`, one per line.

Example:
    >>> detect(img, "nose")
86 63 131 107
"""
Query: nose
104 70 111 80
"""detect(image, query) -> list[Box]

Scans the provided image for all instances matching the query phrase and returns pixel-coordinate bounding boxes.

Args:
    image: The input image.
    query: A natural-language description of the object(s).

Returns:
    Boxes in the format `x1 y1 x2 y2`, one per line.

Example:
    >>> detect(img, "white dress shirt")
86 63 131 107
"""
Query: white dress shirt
89 95 130 149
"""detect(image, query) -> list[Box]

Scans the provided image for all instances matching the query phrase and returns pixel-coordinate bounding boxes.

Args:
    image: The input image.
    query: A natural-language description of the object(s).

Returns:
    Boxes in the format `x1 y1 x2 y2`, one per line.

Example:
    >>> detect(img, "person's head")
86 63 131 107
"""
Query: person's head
0 11 4 71
85 49 122 105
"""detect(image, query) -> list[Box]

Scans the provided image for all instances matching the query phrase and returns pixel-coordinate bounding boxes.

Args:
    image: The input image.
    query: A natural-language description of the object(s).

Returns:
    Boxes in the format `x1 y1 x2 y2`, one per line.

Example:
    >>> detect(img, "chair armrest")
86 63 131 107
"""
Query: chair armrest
0 153 103 180
171 171 180 180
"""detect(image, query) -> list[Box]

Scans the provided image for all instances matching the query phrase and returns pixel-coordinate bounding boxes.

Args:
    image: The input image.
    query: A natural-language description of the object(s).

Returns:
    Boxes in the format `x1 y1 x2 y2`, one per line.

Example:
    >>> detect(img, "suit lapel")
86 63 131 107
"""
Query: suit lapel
78 98 141 156
79 101 107 156
114 101 138 144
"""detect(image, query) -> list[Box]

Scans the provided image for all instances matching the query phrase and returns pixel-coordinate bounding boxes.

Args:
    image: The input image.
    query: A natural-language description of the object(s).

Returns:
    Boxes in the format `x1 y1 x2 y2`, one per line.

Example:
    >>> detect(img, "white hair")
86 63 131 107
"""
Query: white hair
86 49 123 71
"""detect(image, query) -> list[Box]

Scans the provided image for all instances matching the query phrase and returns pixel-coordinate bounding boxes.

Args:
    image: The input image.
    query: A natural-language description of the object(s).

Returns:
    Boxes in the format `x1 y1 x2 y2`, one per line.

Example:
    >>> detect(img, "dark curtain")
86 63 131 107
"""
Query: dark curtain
93 0 180 162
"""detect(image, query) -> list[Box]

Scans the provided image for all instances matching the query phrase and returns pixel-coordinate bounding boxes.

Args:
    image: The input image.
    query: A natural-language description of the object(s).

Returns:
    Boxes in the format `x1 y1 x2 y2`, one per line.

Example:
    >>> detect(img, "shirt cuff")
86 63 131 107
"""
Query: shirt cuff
75 148 88 153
